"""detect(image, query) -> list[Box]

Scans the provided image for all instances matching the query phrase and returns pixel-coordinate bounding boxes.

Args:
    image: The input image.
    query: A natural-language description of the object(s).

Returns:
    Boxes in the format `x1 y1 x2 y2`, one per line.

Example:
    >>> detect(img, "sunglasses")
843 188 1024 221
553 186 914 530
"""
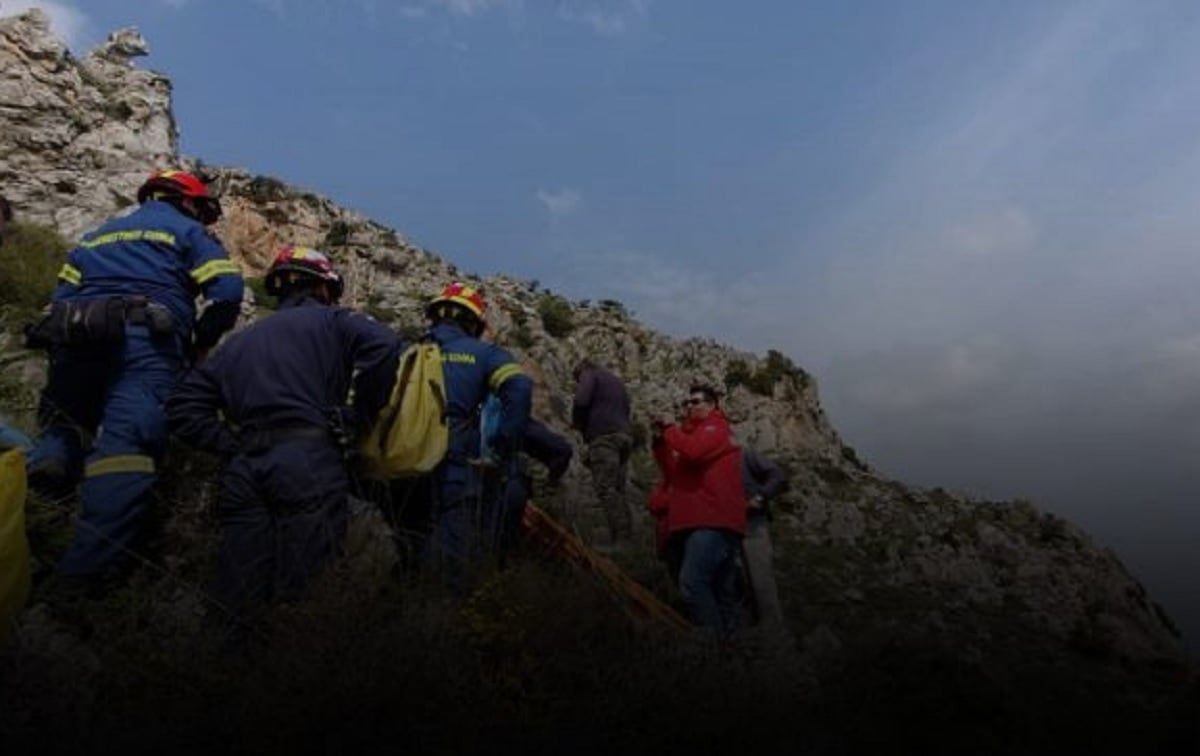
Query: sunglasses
682 397 707 407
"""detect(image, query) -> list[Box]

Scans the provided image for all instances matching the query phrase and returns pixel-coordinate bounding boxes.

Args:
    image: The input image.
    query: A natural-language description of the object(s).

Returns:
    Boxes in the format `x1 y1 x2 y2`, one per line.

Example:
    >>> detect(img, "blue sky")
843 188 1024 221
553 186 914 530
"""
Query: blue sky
7 0 1200 647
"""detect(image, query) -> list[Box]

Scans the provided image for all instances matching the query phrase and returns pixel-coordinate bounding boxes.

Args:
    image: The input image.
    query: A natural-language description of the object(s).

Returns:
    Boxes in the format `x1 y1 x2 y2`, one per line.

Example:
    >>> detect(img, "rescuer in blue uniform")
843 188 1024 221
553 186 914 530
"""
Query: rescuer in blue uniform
421 283 532 590
167 247 400 617
26 169 244 596
481 411 573 567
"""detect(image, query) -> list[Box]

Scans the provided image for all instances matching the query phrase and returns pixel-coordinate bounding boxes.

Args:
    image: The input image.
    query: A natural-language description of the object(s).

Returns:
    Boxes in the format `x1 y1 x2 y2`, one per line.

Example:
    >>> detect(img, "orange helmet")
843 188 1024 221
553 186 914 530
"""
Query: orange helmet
265 246 344 302
136 169 222 225
427 282 486 321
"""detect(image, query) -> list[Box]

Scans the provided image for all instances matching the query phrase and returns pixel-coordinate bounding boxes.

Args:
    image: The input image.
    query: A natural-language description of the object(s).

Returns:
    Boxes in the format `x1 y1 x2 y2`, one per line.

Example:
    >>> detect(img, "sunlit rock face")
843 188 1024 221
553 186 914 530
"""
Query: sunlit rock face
0 10 176 241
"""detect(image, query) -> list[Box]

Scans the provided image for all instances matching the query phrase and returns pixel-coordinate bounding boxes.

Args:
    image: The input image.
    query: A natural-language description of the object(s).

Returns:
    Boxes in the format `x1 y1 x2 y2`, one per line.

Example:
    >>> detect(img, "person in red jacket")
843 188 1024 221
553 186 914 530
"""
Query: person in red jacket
649 383 746 638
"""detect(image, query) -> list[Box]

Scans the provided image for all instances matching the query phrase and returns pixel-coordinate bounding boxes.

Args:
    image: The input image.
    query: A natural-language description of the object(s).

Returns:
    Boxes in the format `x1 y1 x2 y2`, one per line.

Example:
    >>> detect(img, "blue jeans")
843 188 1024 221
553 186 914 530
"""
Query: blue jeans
676 528 743 638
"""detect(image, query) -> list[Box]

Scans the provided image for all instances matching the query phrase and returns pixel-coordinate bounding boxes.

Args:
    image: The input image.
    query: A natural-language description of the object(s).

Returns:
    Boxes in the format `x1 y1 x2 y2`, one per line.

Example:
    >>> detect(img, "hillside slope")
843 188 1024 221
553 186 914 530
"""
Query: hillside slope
1 10 1196 753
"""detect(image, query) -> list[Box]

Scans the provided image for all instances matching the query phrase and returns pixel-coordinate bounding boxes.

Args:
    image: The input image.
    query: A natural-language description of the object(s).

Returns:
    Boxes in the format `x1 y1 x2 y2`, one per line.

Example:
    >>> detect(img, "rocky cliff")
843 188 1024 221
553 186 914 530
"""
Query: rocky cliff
1 10 1195 750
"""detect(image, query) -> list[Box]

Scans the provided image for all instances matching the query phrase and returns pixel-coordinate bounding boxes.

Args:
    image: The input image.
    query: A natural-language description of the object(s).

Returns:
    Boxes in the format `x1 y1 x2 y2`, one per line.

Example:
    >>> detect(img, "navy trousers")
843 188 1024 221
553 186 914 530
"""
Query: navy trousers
28 327 182 579
215 438 349 614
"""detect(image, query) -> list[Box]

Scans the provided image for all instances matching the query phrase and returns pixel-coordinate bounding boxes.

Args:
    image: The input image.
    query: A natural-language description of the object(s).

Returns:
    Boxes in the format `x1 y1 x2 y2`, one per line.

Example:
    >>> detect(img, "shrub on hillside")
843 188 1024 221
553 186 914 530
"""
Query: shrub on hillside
363 291 394 324
725 349 810 397
242 174 288 203
324 221 351 248
244 276 276 312
724 358 753 393
509 312 535 349
536 293 575 337
598 298 629 318
0 221 70 324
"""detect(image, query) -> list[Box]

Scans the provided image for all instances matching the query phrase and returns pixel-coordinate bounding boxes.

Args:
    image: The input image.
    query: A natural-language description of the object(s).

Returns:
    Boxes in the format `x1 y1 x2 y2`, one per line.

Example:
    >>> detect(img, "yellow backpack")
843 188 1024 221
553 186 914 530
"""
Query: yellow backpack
358 340 449 479
0 449 30 636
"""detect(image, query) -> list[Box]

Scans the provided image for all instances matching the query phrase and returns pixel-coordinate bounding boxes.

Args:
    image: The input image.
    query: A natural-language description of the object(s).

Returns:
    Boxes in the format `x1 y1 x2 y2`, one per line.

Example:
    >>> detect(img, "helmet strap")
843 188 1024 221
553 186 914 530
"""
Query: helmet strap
315 281 337 306
157 194 198 222
275 274 335 306
430 302 483 336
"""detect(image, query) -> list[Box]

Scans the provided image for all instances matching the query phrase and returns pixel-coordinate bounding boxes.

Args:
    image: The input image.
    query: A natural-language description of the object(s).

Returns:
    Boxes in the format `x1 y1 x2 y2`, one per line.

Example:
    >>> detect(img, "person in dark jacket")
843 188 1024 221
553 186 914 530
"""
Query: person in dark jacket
167 246 399 618
417 283 532 592
27 170 244 596
571 359 633 546
740 446 788 632
649 383 746 639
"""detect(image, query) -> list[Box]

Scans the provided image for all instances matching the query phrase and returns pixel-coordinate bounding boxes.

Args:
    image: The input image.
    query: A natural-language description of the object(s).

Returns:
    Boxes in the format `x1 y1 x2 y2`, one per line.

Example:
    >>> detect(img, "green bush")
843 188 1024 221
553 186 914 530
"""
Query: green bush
724 358 753 392
0 366 37 422
0 221 71 324
536 293 575 337
243 174 288 203
841 444 866 470
725 349 809 397
752 349 793 394
510 320 535 349
394 322 425 343
363 291 393 324
379 228 400 247
599 298 629 317
244 276 277 312
324 221 351 248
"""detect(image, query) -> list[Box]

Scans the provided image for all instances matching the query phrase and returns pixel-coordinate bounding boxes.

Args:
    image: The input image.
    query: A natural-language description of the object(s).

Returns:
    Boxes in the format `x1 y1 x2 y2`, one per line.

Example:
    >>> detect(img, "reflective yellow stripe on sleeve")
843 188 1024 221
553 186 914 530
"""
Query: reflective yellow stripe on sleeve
190 258 240 285
488 363 524 391
84 454 156 478
58 263 82 285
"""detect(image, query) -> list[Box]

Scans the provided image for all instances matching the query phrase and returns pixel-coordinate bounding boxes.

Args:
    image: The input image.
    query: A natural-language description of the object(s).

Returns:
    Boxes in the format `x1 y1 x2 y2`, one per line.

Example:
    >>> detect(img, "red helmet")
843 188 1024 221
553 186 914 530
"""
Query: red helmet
427 282 487 322
265 246 344 301
136 169 222 225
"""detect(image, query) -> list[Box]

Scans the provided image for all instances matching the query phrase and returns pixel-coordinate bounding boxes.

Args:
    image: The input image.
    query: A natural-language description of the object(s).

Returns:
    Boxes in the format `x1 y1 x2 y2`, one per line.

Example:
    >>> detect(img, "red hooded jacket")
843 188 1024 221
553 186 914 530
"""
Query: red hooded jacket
648 408 746 546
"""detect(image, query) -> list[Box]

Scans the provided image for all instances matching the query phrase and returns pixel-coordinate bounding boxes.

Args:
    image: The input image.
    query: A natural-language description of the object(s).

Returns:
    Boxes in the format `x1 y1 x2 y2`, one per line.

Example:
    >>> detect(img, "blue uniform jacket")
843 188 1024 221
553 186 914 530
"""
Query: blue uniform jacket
54 200 244 346
166 296 401 457
429 322 532 495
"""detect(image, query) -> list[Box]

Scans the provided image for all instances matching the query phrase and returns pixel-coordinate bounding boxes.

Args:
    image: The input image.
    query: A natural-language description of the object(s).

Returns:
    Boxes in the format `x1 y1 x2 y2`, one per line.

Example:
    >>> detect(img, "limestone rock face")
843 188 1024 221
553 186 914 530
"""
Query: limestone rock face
0 10 176 241
0 9 1190 679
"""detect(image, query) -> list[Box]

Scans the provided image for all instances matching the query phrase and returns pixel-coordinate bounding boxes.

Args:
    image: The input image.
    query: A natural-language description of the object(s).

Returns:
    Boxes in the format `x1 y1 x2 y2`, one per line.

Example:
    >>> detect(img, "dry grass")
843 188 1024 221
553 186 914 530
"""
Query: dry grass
1 453 1197 754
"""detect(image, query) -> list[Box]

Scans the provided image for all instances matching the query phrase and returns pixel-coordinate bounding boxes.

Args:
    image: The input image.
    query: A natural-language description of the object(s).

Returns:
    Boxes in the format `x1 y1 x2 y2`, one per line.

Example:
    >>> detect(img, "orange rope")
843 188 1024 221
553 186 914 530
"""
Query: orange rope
520 503 690 635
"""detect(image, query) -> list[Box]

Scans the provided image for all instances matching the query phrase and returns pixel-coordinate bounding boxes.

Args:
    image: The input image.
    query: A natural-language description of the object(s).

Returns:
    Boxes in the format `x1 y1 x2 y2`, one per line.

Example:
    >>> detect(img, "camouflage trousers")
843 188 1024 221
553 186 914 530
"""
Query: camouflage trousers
586 432 632 543
742 514 785 630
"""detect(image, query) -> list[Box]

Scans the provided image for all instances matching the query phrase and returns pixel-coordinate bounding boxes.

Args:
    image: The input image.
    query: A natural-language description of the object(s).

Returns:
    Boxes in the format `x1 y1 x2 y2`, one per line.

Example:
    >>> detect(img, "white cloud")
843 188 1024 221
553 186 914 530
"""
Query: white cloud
436 0 507 16
426 0 646 34
943 206 1037 260
536 188 581 216
837 340 1026 417
0 0 88 48
251 0 286 18
548 247 777 350
1135 333 1200 415
556 0 648 36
